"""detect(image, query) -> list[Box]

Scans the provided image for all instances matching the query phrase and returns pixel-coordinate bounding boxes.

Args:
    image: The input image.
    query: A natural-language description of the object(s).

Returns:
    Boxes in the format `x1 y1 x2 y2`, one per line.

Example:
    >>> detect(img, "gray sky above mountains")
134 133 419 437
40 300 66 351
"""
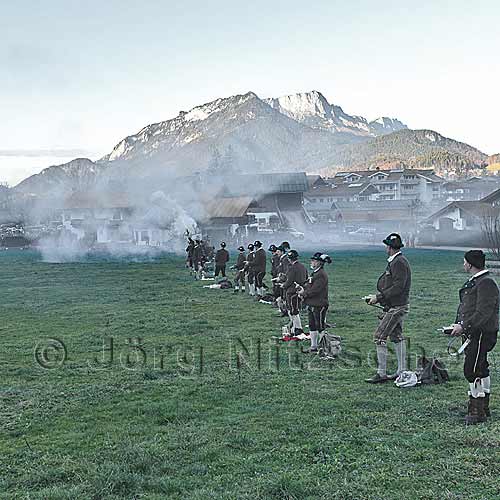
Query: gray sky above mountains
1 0 499 185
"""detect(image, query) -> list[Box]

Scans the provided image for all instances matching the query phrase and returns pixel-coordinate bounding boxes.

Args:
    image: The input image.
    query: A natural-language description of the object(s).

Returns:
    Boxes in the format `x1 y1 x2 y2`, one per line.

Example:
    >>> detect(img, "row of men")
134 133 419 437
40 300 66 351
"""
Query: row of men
187 234 499 425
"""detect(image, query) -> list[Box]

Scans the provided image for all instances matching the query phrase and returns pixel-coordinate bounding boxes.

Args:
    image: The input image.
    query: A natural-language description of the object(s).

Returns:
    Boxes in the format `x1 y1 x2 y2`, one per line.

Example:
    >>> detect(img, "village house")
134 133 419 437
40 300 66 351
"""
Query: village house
424 187 500 246
442 177 500 202
426 201 491 232
61 192 135 245
331 168 444 203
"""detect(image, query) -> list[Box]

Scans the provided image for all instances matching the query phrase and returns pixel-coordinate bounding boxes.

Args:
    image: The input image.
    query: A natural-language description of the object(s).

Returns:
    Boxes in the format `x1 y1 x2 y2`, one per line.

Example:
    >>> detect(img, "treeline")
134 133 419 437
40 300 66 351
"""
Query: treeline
329 129 488 176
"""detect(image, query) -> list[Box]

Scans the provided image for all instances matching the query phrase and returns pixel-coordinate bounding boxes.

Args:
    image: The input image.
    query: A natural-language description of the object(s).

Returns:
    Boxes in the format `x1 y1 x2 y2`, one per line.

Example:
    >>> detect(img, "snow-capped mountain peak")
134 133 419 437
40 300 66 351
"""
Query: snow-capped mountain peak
265 90 406 137
368 117 407 135
103 92 266 163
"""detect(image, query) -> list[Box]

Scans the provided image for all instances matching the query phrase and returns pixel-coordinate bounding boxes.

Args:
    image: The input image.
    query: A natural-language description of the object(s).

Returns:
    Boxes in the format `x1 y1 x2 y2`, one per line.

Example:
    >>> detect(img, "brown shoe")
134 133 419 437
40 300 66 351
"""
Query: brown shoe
465 396 487 425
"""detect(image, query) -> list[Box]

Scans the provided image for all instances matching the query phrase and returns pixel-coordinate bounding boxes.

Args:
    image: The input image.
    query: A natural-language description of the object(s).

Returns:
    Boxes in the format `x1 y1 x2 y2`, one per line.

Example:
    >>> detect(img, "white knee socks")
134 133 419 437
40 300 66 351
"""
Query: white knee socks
395 340 407 374
481 376 491 394
310 331 318 349
376 344 388 376
469 379 485 398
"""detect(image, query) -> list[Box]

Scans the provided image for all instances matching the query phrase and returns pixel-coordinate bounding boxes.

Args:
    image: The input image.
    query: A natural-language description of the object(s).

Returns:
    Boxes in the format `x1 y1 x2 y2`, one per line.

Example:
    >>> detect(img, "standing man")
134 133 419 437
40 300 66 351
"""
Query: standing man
282 249 308 336
245 243 255 296
450 250 499 424
365 233 411 384
233 245 247 293
192 239 204 280
186 237 195 270
298 252 332 353
273 245 290 317
269 244 280 303
249 240 266 299
214 242 230 278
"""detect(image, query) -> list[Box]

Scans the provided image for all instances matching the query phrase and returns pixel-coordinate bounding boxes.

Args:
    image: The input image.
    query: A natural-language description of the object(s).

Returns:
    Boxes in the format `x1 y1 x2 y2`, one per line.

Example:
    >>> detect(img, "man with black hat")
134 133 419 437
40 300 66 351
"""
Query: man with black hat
281 241 291 253
269 244 280 303
192 239 204 280
298 252 332 352
365 233 411 384
233 245 247 293
450 250 499 424
214 242 230 278
282 249 308 336
245 243 255 296
248 240 267 298
186 237 195 269
273 246 291 316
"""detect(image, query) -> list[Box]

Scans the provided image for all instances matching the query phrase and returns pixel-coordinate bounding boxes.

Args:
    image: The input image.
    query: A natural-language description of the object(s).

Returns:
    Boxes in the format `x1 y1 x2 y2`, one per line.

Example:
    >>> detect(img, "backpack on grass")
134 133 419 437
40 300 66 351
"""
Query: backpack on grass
318 333 342 359
416 356 450 384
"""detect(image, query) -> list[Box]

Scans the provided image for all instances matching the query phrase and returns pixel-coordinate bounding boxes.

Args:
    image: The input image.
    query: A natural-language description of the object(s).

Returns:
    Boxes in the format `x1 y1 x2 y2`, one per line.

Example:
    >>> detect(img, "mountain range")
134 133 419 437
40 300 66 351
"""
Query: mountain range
13 90 491 197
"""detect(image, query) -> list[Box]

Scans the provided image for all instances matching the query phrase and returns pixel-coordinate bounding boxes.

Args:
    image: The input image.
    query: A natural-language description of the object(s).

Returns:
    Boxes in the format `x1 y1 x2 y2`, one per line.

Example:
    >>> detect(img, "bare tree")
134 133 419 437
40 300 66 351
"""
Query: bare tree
481 206 500 261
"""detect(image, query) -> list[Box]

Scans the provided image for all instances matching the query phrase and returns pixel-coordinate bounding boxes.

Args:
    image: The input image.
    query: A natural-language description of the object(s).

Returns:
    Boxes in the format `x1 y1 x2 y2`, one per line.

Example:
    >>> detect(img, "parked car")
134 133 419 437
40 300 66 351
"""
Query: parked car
284 228 305 239
348 227 376 236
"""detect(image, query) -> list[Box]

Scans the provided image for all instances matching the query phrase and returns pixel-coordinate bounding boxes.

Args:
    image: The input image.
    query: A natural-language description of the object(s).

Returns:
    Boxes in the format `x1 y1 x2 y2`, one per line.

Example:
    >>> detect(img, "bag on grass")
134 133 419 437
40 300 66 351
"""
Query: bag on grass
318 333 342 358
416 356 449 385
218 279 233 289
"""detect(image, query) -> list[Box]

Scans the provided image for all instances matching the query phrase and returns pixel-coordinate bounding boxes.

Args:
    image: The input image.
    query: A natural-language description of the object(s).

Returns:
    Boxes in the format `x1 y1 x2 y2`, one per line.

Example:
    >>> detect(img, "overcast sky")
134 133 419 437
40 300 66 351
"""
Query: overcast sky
1 0 499 185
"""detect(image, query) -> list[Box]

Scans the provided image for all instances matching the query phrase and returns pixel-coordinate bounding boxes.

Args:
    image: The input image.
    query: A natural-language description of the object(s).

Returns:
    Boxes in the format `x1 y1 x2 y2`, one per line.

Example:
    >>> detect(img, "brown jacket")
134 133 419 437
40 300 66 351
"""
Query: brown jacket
249 248 266 273
376 253 411 308
283 261 308 296
302 267 329 307
215 249 229 265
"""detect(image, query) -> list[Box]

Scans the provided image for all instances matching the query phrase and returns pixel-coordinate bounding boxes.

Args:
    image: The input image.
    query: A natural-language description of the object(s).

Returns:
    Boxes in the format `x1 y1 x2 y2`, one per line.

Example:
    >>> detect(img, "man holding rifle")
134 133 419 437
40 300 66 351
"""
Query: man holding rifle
365 233 411 384
281 249 308 336
449 250 499 424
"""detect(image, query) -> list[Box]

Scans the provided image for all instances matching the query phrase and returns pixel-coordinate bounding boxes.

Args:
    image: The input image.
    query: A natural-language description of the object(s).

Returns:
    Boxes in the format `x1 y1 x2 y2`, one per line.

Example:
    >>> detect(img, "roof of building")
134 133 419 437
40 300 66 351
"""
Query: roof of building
62 192 133 210
333 168 443 183
330 183 380 197
304 198 338 212
426 201 496 222
218 172 309 196
480 188 500 204
306 175 329 189
205 196 254 219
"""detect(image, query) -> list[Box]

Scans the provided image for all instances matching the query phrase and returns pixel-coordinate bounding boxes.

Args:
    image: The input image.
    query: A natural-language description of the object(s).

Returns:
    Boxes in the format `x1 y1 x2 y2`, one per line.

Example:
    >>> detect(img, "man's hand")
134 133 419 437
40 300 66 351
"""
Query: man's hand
450 323 464 337
368 294 378 305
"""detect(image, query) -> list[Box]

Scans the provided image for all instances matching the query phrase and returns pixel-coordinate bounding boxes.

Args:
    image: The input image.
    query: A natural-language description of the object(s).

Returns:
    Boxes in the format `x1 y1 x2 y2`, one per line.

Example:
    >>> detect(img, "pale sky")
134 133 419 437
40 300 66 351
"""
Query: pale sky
1 0 499 186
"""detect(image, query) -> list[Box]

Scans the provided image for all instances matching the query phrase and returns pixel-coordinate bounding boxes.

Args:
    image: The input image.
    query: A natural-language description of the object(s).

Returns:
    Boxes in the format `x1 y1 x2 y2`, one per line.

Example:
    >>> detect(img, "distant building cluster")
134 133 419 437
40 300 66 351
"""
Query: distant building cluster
2 168 500 249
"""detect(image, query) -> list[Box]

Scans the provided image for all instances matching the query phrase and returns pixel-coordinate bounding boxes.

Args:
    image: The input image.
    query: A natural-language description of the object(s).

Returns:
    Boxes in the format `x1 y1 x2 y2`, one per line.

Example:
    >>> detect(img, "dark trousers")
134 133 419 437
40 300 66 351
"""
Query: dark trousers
247 270 254 285
464 332 497 382
286 293 302 316
308 305 328 332
235 270 245 287
255 271 265 288
215 264 226 277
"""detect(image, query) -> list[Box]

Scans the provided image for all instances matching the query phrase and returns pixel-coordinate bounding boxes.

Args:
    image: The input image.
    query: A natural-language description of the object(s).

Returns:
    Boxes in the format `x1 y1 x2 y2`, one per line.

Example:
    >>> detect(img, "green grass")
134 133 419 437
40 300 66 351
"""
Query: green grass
0 248 499 499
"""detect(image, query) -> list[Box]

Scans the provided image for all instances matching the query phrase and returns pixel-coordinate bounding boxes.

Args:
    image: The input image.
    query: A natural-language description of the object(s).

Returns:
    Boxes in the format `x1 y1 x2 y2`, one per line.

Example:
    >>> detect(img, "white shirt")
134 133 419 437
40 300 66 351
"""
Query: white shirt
387 251 402 263
469 269 489 281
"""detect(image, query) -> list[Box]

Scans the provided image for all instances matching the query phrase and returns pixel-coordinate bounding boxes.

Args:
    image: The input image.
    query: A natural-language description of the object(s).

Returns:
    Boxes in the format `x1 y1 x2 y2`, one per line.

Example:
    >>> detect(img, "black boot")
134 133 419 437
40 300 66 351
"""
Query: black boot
484 393 491 418
465 396 487 425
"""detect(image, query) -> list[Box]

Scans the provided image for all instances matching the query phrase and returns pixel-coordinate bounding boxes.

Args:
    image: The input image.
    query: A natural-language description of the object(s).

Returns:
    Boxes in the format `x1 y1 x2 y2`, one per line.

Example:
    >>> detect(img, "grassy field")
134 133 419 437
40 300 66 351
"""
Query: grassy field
0 248 499 499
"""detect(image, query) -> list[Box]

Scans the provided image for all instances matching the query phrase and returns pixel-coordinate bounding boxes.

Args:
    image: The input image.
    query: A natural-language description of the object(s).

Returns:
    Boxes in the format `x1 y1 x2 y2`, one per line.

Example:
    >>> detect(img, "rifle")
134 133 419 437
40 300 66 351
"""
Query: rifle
361 296 385 310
